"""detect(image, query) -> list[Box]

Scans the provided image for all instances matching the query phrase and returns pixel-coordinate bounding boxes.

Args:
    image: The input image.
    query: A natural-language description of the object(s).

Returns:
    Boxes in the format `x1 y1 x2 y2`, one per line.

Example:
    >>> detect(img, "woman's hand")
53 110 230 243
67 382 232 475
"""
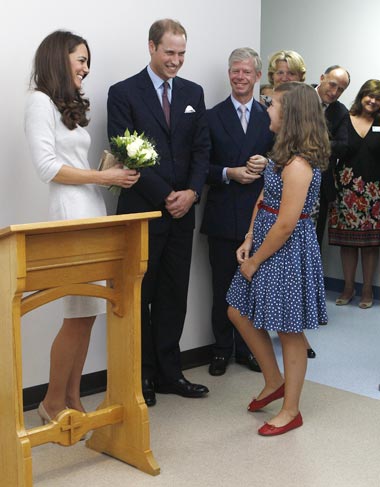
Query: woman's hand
236 237 253 264
240 257 259 282
102 165 140 188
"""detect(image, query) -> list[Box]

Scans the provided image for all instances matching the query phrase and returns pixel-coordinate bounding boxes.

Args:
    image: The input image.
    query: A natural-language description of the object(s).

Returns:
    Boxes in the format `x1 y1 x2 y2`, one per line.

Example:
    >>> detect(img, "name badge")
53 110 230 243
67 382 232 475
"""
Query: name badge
372 126 380 132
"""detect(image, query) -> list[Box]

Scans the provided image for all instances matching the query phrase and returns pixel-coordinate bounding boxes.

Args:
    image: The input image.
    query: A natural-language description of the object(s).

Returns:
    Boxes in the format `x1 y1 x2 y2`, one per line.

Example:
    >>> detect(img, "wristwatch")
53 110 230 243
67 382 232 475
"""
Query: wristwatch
193 190 199 202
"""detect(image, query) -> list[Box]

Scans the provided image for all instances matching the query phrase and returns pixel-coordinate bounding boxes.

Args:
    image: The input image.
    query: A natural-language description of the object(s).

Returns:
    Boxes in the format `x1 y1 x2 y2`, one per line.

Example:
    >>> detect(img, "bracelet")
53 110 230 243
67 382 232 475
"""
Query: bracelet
245 232 254 239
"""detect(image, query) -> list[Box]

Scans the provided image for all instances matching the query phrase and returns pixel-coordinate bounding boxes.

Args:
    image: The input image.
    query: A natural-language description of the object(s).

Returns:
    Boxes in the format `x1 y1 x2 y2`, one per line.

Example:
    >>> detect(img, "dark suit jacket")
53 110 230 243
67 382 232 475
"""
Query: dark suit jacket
322 100 349 201
107 68 210 233
200 97 274 241
307 87 349 203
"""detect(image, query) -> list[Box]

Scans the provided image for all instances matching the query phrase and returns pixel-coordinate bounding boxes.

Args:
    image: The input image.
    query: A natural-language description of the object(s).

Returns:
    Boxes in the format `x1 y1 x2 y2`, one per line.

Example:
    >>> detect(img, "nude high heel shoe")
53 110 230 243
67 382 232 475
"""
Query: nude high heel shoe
335 290 355 306
37 402 52 425
359 296 373 309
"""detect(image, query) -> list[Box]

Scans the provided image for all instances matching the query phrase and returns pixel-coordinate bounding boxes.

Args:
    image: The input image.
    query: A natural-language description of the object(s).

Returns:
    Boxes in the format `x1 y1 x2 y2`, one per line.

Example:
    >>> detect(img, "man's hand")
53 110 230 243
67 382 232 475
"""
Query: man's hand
246 155 268 175
227 166 261 184
165 189 196 219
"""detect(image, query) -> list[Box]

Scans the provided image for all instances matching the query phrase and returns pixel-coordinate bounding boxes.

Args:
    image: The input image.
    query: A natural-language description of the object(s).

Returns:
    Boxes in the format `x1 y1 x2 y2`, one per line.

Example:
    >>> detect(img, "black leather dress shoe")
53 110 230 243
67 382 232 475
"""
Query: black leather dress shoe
235 354 261 373
156 377 209 398
209 356 228 376
307 348 316 359
142 378 156 407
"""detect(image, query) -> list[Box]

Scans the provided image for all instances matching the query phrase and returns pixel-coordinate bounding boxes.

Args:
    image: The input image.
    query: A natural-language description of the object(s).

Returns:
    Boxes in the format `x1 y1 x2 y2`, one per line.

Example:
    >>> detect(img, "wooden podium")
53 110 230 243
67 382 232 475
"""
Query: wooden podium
0 212 161 486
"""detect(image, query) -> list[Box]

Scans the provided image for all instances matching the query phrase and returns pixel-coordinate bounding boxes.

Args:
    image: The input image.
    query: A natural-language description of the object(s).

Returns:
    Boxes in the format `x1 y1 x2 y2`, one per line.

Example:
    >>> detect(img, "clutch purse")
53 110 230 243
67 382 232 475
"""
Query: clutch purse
98 150 117 171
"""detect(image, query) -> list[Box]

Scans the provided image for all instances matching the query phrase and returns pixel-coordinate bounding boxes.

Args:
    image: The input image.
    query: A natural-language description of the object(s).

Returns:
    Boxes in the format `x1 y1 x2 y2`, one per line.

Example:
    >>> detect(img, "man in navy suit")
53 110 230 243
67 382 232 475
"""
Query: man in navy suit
107 19 210 406
314 65 350 247
201 48 274 376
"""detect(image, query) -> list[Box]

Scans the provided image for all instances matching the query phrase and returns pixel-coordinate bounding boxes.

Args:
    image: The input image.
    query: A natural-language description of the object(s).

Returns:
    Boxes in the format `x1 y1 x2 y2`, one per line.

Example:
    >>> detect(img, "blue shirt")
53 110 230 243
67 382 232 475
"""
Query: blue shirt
147 64 173 105
230 95 254 124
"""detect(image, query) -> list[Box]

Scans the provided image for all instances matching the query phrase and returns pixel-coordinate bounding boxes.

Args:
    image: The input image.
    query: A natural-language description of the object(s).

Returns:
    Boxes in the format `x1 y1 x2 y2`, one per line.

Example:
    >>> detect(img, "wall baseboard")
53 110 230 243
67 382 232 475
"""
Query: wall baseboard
23 345 212 411
325 277 380 300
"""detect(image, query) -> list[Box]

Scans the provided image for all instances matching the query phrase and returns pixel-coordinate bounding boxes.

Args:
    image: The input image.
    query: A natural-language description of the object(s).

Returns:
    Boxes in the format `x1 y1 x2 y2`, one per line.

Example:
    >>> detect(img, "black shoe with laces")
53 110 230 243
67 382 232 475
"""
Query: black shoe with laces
209 356 228 376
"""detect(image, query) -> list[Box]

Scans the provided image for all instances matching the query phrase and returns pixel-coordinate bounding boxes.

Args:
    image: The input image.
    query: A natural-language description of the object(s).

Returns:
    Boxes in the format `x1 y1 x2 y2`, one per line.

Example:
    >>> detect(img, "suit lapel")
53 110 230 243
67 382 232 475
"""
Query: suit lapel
218 97 245 149
138 68 169 133
170 77 187 134
244 100 269 153
217 98 268 160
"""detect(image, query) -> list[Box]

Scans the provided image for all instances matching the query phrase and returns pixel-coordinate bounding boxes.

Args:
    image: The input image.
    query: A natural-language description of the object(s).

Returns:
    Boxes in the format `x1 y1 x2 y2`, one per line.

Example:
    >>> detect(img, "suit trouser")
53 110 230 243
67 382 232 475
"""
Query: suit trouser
208 236 251 359
141 223 193 383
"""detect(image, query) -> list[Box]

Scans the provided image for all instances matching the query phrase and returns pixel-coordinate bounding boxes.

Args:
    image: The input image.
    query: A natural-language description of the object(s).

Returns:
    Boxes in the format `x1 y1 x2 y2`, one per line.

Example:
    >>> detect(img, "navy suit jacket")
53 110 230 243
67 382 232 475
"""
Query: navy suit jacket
107 68 210 233
200 97 274 241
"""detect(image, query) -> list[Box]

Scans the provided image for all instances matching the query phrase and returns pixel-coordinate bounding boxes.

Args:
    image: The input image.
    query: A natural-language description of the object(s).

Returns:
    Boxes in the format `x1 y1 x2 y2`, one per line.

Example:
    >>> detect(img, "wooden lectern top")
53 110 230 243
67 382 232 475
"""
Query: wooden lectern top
0 212 161 238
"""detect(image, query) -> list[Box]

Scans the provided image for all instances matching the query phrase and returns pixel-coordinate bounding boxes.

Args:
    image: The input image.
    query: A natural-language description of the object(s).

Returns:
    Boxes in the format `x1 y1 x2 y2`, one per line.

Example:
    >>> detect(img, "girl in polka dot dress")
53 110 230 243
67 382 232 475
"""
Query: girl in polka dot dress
227 82 329 436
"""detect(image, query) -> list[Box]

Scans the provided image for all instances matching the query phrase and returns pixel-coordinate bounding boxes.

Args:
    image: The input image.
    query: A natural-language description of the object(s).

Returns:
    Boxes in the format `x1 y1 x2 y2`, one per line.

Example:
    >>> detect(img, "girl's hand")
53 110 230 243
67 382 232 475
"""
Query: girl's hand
236 237 253 264
240 258 259 282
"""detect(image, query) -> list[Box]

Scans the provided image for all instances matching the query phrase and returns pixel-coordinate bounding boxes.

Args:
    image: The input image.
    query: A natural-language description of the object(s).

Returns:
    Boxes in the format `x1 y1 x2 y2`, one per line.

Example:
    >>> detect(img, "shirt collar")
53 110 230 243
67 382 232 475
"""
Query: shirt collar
147 64 173 91
230 95 254 113
315 85 329 109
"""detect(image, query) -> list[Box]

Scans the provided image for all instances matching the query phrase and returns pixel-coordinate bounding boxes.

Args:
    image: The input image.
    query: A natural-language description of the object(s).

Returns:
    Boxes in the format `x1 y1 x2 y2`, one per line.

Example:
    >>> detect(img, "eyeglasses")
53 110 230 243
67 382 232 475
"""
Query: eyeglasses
260 95 272 107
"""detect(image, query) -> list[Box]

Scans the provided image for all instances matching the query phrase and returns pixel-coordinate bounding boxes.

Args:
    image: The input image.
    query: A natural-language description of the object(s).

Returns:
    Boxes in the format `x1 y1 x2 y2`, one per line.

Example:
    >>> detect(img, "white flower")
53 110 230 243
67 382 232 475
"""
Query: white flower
127 138 144 157
139 148 154 162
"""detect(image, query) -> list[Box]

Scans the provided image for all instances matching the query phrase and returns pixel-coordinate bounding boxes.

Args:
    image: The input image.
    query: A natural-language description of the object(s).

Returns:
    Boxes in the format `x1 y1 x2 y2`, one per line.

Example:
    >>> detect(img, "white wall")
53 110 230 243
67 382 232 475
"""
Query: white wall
1 0 261 387
261 0 380 286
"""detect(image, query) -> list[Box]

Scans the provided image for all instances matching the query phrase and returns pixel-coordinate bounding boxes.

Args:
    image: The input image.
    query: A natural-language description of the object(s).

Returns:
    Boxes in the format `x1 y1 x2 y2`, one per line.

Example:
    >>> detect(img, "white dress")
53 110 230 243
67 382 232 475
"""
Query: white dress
25 90 106 318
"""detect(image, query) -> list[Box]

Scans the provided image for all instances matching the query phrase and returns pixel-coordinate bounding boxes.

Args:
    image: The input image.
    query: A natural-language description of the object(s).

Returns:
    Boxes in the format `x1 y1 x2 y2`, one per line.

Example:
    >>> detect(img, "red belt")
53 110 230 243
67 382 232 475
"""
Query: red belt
258 201 309 219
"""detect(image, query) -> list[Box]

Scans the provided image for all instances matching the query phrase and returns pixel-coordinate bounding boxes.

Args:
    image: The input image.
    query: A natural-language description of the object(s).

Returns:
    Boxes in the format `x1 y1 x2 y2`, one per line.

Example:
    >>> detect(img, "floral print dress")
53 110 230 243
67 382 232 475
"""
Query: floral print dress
329 117 380 246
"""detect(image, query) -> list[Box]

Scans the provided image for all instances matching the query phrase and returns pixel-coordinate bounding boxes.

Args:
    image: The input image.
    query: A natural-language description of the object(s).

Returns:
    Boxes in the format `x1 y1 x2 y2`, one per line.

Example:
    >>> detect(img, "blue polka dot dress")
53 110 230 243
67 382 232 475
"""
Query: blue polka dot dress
227 160 328 333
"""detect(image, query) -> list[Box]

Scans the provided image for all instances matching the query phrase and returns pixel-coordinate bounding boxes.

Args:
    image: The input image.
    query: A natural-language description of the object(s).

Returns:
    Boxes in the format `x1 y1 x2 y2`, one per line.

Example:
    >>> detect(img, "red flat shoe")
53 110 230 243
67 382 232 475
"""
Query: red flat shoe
258 412 303 436
247 383 285 412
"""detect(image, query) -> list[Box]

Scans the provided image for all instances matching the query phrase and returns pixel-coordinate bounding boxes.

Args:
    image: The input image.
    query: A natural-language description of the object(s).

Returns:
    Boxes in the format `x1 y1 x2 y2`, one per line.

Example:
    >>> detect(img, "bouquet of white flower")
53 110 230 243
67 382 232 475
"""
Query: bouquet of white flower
110 129 159 170
99 129 159 196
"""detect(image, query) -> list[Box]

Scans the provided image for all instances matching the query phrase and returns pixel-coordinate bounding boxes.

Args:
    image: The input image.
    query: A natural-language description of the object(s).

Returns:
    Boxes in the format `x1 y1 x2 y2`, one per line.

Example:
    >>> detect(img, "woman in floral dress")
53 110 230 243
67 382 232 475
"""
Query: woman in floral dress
329 79 380 309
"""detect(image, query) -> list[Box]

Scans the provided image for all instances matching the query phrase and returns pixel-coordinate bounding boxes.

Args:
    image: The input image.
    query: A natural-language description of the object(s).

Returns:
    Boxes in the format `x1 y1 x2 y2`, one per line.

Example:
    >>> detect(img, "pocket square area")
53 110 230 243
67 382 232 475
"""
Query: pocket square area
184 105 196 113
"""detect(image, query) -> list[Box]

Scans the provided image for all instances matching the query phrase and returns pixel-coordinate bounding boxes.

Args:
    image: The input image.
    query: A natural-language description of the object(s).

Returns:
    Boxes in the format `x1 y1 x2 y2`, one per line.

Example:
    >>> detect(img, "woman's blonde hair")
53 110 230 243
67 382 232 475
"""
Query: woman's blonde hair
269 82 330 171
268 50 306 85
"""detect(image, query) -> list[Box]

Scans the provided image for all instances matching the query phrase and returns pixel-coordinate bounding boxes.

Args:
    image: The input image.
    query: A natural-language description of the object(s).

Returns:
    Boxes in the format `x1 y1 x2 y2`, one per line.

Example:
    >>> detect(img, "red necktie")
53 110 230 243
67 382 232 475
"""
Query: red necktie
162 81 170 126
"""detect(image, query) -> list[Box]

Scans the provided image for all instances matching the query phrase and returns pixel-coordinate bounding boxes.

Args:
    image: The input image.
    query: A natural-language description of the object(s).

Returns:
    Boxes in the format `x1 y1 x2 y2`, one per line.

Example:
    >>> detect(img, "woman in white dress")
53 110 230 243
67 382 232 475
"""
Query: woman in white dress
25 30 140 423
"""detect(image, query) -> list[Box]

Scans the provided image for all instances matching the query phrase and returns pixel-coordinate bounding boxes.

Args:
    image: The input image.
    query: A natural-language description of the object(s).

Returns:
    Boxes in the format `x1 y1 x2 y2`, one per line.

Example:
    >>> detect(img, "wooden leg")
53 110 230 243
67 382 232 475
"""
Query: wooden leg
0 287 33 486
87 224 159 476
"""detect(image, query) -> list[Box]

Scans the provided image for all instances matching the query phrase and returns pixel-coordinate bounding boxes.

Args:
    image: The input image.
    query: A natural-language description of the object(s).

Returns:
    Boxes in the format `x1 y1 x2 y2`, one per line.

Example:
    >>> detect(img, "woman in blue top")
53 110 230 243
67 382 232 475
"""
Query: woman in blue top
227 82 330 436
